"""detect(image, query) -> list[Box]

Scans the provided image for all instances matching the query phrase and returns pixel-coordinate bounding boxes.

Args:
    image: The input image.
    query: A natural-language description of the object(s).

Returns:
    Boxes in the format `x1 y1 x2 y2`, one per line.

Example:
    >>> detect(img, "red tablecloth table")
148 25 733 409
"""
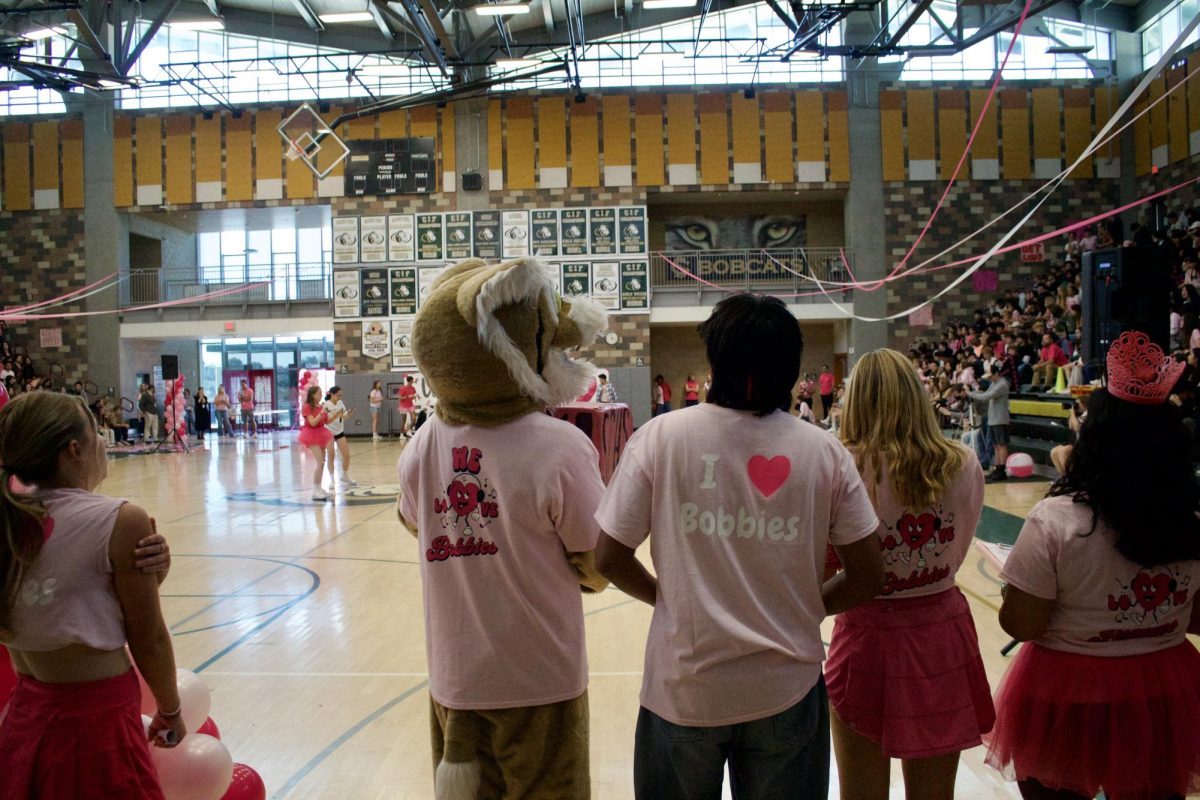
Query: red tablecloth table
550 402 634 484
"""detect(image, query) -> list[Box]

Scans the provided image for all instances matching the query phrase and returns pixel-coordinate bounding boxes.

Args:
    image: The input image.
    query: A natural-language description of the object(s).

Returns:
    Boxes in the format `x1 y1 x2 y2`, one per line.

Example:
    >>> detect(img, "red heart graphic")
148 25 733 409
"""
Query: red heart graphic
447 479 480 517
747 455 790 498
897 513 937 551
1131 572 1173 612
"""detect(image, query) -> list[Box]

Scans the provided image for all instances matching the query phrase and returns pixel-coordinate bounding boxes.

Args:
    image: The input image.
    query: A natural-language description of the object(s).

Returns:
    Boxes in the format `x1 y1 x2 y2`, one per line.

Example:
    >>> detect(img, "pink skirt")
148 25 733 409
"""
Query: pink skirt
826 587 995 759
985 641 1200 798
297 424 333 449
0 669 165 799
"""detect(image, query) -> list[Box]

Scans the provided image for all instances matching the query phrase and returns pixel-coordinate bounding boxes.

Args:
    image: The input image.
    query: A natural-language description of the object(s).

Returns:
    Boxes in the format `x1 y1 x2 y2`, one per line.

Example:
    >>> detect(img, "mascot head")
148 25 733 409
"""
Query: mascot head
412 256 607 426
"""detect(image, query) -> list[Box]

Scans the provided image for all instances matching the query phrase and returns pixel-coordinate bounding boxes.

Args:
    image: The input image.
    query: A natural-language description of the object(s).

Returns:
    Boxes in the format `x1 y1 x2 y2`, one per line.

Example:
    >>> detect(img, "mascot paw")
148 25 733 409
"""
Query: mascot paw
568 550 610 594
435 759 482 800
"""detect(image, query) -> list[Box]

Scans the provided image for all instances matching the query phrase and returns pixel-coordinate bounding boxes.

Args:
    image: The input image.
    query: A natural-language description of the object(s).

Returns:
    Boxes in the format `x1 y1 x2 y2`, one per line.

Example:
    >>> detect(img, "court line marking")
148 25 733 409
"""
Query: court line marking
271 679 430 800
201 671 646 678
163 593 303 599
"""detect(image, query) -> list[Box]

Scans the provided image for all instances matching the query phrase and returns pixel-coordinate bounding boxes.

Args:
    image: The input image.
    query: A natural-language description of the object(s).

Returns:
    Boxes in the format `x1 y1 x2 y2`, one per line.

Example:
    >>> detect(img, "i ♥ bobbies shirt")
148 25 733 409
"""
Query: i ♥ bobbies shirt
596 403 880 727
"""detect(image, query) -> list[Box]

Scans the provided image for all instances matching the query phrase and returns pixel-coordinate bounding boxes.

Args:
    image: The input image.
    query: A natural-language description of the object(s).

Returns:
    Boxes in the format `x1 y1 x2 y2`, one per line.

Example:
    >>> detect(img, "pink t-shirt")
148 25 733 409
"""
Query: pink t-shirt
238 388 254 411
1002 495 1199 656
595 404 879 726
397 413 604 710
819 372 835 394
862 449 984 598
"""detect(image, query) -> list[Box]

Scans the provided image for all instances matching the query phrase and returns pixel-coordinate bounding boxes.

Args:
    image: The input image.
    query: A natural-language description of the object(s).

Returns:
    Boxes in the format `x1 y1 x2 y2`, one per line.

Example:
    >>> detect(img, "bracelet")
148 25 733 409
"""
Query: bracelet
156 705 182 718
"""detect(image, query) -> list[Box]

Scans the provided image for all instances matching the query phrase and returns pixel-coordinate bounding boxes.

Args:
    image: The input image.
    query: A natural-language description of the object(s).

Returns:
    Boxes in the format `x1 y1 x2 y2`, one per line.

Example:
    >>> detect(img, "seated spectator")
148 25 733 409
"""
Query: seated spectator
1031 333 1070 391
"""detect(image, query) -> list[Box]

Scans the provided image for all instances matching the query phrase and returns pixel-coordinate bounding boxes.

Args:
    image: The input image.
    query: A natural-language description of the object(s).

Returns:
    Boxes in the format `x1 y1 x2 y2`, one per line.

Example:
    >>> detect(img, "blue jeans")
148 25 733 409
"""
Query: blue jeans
633 678 829 800
972 423 993 470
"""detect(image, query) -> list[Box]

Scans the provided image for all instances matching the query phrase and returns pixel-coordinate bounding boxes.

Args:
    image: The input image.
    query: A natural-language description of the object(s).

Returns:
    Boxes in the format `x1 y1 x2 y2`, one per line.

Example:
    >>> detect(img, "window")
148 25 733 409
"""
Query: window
1142 0 1200 71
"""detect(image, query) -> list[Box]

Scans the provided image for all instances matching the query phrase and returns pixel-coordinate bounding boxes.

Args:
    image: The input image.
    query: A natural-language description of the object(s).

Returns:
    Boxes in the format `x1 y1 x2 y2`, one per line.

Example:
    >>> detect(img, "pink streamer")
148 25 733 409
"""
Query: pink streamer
1 272 120 314
0 281 270 321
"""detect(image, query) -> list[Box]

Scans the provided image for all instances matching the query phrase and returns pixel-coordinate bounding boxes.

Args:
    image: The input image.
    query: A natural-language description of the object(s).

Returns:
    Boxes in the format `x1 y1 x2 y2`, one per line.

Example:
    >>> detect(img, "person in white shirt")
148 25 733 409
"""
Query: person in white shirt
323 386 356 486
596 373 619 403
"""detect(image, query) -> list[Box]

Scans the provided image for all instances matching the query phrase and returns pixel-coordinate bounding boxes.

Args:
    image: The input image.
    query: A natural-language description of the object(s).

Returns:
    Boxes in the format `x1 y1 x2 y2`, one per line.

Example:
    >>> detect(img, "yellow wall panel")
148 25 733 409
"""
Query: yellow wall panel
194 114 222 185
135 116 163 198
1167 66 1189 164
315 106 344 181
730 92 760 166
968 89 998 159
879 91 905 182
410 105 436 139
763 92 793 183
937 90 966 180
1031 88 1061 162
32 121 58 197
1190 54 1200 139
666 94 696 170
113 116 134 207
698 93 728 185
3 124 30 212
1133 96 1151 176
441 103 456 184
569 97 599 187
225 113 252 202
286 144 314 199
379 110 406 139
538 96 566 169
602 95 631 170
1148 76 1167 156
164 115 193 205
254 110 282 184
1063 88 1092 179
1000 90 1031 180
342 113 376 141
827 92 850 183
635 94 664 186
906 90 935 162
794 91 824 164
506 97 535 190
60 119 84 209
488 99 504 187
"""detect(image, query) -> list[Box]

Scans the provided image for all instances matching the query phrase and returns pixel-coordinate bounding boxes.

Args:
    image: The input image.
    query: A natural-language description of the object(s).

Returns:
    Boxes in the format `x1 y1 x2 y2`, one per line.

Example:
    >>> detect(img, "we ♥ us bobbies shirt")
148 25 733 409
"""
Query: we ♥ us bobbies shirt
398 412 605 710
596 403 880 727
862 449 984 599
1002 495 1199 656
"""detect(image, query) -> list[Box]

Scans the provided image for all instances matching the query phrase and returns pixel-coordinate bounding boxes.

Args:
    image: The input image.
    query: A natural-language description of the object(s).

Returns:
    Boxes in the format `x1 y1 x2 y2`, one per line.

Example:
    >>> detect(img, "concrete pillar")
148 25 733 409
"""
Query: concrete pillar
843 12 892 363
1113 31 1142 224
81 96 128 397
454 95 491 212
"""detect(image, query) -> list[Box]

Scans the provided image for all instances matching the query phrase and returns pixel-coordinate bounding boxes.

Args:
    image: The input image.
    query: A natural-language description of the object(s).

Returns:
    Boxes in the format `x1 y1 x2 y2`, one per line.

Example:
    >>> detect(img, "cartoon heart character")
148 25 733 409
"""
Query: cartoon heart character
897 512 937 551
447 477 483 518
1131 572 1174 613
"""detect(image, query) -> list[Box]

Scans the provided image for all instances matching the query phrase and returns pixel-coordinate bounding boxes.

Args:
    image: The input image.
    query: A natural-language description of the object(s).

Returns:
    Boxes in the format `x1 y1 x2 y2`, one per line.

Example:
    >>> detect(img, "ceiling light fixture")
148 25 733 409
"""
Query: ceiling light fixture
318 11 376 23
98 79 128 90
1045 45 1093 55
166 18 225 30
643 0 696 9
473 3 531 15
494 58 540 69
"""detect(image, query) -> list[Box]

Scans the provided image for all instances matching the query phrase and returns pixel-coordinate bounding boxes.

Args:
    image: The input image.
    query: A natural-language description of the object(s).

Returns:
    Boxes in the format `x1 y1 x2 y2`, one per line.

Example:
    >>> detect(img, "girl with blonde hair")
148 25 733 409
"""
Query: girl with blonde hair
0 392 185 798
826 348 993 800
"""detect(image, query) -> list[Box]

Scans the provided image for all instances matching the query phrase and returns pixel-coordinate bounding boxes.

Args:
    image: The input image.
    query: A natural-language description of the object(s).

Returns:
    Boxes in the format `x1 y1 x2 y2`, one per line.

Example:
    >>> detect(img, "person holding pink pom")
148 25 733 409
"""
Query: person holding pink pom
298 385 335 502
0 391 183 799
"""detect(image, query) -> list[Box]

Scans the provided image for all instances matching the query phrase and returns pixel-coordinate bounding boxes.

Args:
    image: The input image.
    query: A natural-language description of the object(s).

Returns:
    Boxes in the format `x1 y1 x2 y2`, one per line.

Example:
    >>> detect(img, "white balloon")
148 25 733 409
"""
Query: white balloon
150 733 233 800
175 669 212 735
1006 452 1035 478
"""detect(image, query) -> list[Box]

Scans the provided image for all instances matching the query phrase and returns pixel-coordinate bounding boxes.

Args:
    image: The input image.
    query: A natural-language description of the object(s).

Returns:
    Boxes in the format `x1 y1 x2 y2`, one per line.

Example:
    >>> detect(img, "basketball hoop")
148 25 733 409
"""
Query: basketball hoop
277 104 349 179
285 140 306 162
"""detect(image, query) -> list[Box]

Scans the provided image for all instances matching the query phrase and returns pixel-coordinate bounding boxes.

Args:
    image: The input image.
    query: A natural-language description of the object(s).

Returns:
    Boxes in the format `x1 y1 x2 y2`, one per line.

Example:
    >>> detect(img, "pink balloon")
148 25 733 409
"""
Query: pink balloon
220 764 266 800
197 717 220 739
151 733 233 800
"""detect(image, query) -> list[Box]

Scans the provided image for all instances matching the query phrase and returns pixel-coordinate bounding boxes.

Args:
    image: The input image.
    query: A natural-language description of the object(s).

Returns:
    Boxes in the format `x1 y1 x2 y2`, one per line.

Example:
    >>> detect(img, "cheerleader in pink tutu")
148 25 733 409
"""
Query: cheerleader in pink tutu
298 385 334 502
826 349 993 800
989 331 1200 800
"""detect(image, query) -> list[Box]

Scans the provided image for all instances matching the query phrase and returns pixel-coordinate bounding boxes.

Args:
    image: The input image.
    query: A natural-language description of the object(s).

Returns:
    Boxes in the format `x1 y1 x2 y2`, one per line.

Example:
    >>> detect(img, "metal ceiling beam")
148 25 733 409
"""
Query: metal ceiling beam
368 0 396 40
66 7 118 73
541 0 554 34
418 0 458 57
287 0 326 31
881 0 932 50
122 0 182 75
200 0 220 15
763 0 797 33
389 0 450 75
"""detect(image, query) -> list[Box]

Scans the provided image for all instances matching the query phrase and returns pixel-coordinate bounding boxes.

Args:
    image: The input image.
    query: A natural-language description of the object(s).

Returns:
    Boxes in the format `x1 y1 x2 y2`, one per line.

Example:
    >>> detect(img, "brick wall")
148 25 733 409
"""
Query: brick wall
0 210 90 384
1137 153 1200 220
884 179 1121 347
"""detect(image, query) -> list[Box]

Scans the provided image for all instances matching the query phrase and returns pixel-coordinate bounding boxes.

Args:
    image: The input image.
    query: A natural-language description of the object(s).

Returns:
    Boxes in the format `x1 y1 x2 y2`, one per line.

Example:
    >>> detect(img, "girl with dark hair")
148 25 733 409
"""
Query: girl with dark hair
0 392 184 798
988 332 1200 800
323 386 356 487
596 293 884 799
299 385 334 502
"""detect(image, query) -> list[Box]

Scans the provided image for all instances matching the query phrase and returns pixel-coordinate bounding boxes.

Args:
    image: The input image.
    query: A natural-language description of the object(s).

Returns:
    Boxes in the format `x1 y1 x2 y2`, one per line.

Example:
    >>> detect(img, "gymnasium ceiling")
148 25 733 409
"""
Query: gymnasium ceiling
0 0 1174 102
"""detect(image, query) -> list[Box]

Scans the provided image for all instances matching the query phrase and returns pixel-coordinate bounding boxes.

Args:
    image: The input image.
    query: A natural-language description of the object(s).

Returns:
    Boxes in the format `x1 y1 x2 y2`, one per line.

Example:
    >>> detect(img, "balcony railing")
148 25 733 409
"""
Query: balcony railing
122 263 332 308
650 247 853 302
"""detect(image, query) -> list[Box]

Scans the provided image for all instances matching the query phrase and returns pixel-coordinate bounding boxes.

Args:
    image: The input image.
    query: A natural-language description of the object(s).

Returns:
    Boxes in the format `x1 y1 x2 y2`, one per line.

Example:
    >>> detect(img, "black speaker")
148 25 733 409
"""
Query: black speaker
1081 247 1171 365
160 354 179 381
461 172 483 191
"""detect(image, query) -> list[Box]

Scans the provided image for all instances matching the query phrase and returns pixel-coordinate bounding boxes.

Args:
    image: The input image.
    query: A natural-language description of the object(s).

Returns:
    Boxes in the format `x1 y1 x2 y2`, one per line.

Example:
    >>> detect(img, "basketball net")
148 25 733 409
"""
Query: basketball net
285 140 306 162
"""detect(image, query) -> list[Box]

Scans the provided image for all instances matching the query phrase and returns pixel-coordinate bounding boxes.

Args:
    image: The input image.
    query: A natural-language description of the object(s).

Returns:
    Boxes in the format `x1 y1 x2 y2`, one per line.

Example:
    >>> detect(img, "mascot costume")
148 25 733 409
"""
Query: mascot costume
397 257 610 799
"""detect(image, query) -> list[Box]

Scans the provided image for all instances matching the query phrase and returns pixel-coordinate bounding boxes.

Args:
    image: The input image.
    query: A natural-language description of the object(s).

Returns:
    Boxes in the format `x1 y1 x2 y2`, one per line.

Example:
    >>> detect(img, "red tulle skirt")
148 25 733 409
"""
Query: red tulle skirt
297 424 333 449
826 587 996 759
986 641 1200 798
0 669 164 799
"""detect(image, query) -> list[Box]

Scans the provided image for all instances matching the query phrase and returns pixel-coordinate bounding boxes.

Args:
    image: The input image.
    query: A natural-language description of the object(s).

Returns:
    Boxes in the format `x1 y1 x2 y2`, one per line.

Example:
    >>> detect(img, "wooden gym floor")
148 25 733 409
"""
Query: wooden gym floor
99 433 1075 799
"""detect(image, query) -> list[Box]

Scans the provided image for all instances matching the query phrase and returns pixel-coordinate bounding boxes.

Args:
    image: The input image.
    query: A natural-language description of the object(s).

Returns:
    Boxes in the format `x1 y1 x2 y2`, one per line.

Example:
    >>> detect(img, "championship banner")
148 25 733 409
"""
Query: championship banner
360 216 387 263
359 268 389 317
387 214 416 262
473 211 502 259
333 270 361 318
390 267 417 316
444 212 473 260
591 262 619 310
618 207 647 254
561 263 590 298
560 209 588 256
588 208 617 255
417 213 444 261
332 217 359 264
418 266 447 307
361 320 391 360
391 318 415 368
530 209 560 257
502 211 530 258
620 261 650 311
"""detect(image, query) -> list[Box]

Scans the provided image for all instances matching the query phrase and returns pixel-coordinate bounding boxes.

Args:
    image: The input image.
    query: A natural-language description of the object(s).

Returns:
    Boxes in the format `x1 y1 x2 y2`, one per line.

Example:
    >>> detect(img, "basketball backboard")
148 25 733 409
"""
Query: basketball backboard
277 103 351 180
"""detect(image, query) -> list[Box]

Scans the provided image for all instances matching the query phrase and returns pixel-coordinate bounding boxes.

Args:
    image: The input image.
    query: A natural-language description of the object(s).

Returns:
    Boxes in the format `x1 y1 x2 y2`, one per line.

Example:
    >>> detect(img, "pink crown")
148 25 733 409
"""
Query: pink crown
1106 331 1185 405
